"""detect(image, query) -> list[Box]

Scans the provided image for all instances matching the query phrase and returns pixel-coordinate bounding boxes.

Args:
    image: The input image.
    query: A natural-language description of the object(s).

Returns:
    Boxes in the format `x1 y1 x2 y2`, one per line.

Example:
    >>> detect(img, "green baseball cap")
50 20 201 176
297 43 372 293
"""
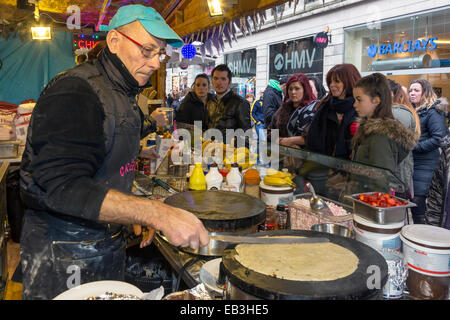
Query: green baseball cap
99 4 184 48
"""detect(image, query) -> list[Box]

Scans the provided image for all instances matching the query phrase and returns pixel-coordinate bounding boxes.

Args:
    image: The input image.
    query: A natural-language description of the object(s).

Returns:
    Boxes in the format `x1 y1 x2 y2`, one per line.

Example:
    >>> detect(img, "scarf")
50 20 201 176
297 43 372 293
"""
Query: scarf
306 95 357 159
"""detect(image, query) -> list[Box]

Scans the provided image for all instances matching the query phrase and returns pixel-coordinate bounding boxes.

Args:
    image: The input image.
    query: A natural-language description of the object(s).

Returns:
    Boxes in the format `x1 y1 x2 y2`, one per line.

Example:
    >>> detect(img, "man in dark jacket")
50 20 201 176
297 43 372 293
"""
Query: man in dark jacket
206 64 251 144
262 76 288 129
19 5 209 300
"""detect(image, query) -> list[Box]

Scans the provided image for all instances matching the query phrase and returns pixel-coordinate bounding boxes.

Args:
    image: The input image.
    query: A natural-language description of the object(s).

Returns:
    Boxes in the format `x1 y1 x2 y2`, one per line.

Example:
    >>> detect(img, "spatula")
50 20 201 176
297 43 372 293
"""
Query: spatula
210 234 330 244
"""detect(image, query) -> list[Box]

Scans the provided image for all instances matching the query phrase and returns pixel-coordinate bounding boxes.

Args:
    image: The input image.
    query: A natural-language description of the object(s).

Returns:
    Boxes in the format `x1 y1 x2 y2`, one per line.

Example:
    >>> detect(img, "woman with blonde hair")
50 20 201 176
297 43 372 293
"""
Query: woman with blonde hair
409 79 448 224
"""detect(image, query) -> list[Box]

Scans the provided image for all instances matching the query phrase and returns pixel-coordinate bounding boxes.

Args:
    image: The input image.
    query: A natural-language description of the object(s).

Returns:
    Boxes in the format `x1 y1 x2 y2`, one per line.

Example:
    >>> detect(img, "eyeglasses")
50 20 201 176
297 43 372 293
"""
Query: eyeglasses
115 29 167 62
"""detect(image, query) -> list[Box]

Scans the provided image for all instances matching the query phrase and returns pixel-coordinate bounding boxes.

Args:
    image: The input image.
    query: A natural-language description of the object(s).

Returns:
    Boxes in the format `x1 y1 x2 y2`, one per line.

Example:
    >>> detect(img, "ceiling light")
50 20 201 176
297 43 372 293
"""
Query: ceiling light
207 0 223 17
31 1 52 40
31 26 52 40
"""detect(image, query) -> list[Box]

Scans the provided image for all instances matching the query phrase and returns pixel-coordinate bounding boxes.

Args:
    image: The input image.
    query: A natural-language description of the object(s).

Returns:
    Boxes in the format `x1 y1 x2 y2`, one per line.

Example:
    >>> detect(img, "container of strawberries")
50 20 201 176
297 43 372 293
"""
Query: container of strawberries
344 192 416 224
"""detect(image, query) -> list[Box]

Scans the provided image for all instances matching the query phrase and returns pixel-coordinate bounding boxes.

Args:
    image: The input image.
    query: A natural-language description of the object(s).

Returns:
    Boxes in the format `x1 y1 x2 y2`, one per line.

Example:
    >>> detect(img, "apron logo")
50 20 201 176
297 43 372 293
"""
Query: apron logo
120 160 137 177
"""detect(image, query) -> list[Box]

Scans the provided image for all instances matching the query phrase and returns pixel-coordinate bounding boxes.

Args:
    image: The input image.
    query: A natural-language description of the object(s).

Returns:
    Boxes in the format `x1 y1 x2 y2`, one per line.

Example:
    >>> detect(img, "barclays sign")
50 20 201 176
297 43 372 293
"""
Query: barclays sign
367 37 438 58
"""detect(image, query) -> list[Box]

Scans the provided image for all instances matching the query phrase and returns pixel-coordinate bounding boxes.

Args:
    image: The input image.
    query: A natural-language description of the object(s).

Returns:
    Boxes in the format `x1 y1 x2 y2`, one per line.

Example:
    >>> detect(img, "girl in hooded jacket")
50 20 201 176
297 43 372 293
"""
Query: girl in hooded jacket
352 73 417 182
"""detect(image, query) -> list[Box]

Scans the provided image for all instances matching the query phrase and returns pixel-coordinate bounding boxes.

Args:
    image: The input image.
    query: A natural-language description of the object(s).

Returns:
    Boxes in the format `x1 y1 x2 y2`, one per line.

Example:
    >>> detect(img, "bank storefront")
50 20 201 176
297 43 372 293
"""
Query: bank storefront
269 36 324 84
224 48 257 98
344 6 450 99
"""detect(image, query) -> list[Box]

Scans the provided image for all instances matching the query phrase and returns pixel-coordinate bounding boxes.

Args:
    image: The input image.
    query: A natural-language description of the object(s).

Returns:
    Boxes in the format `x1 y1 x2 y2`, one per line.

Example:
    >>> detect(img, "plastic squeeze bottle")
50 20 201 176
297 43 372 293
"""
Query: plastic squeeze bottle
189 163 206 190
226 163 242 192
205 163 223 190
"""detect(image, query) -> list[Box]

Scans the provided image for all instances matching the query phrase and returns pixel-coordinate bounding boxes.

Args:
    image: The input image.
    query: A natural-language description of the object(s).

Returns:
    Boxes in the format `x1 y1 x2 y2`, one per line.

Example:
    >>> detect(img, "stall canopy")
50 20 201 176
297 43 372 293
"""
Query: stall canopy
0 0 296 103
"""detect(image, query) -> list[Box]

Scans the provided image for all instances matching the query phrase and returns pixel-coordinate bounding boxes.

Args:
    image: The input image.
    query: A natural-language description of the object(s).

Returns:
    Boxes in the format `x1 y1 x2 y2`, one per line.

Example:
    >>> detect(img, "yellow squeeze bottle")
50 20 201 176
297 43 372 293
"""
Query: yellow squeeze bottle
189 163 206 191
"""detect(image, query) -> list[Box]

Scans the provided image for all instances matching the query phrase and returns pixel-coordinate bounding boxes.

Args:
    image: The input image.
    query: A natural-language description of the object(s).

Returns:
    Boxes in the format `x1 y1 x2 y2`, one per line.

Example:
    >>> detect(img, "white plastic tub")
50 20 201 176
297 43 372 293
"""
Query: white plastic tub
353 214 405 252
400 225 450 300
259 182 293 207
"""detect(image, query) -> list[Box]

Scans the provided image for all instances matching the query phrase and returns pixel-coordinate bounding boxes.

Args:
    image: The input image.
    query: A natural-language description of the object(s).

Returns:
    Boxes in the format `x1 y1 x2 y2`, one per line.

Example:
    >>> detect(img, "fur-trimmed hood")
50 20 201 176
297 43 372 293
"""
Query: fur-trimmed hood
416 97 448 115
435 97 449 115
352 117 418 151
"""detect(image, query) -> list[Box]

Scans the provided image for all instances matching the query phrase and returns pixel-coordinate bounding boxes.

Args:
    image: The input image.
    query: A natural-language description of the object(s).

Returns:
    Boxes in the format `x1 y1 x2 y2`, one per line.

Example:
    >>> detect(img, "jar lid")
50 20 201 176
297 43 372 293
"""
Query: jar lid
353 214 405 229
210 163 218 167
401 224 450 248
259 181 293 191
244 169 260 184
231 163 239 168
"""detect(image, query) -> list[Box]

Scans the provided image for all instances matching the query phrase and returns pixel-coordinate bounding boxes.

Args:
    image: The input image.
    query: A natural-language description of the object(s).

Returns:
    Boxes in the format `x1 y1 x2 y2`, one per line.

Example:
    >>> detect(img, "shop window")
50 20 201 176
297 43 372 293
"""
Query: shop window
344 7 450 72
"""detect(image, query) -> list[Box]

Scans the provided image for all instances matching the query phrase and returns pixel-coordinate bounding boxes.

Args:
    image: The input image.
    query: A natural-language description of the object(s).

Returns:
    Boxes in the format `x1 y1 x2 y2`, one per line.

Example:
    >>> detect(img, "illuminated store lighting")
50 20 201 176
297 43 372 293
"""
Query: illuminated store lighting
31 26 52 40
207 0 223 17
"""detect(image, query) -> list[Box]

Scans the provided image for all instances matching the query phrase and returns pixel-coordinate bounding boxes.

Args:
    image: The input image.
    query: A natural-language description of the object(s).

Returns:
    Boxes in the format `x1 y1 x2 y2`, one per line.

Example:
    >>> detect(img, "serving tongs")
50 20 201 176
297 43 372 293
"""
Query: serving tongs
306 182 333 216
133 180 152 198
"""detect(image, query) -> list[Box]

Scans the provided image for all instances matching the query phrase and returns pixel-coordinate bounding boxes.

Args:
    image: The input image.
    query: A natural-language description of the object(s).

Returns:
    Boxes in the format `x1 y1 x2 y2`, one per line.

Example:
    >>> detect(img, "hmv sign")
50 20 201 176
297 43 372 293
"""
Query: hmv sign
224 49 256 78
269 37 323 80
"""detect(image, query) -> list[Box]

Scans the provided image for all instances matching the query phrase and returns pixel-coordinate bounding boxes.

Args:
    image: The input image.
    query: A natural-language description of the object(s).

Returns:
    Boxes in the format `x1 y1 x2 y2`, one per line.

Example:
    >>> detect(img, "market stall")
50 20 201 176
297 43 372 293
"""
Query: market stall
0 1 449 302
129 123 450 300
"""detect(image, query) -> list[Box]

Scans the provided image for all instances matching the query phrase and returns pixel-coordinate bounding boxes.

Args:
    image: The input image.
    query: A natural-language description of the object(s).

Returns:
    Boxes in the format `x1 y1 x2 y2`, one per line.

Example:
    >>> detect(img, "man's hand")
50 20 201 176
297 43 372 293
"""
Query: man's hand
155 206 210 250
150 108 168 127
99 190 210 251
139 145 160 160
133 225 156 248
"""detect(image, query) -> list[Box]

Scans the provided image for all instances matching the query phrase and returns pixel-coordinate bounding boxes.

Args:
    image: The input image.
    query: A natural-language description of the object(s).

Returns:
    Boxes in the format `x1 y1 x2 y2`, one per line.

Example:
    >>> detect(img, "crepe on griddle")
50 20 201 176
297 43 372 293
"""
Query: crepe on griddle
235 242 359 281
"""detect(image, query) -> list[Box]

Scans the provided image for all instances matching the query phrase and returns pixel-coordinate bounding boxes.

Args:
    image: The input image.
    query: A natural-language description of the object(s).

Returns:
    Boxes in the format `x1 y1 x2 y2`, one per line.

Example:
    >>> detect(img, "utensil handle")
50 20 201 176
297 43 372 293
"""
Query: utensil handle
306 182 317 197
152 177 177 194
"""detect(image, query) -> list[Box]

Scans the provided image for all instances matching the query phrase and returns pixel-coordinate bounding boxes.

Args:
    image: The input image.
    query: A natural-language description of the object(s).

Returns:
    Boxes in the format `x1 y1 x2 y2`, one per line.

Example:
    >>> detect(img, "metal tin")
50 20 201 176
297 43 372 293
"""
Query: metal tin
311 223 353 238
379 249 408 299
344 193 416 224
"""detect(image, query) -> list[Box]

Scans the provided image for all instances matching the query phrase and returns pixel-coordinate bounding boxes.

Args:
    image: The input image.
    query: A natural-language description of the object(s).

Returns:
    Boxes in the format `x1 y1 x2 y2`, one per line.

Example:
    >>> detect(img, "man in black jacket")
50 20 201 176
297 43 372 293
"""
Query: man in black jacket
262 76 288 129
206 64 251 144
19 4 209 300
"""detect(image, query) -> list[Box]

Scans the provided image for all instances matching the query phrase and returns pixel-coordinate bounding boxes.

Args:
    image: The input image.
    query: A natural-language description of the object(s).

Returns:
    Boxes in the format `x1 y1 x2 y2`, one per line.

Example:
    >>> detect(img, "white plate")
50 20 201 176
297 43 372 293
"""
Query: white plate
53 280 144 300
199 258 223 295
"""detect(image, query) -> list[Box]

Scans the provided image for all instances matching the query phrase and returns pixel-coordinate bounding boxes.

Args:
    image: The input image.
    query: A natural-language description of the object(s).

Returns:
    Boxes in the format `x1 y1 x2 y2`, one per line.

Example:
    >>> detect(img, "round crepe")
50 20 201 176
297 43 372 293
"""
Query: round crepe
234 242 359 281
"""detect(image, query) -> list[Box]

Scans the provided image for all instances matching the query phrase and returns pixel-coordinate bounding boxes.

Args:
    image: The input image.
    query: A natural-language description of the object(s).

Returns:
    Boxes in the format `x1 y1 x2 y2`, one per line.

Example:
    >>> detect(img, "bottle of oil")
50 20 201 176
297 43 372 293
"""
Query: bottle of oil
189 163 206 191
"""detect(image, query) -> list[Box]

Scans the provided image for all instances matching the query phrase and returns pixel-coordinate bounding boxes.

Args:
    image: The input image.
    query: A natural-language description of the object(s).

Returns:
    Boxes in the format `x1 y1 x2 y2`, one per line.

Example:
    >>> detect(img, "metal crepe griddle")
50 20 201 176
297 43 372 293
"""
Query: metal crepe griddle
164 191 266 231
221 230 388 300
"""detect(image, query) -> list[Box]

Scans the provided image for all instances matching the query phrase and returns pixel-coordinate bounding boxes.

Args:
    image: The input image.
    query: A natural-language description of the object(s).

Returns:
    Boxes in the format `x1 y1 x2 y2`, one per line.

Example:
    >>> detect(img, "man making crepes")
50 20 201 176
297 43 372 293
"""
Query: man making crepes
19 4 209 300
